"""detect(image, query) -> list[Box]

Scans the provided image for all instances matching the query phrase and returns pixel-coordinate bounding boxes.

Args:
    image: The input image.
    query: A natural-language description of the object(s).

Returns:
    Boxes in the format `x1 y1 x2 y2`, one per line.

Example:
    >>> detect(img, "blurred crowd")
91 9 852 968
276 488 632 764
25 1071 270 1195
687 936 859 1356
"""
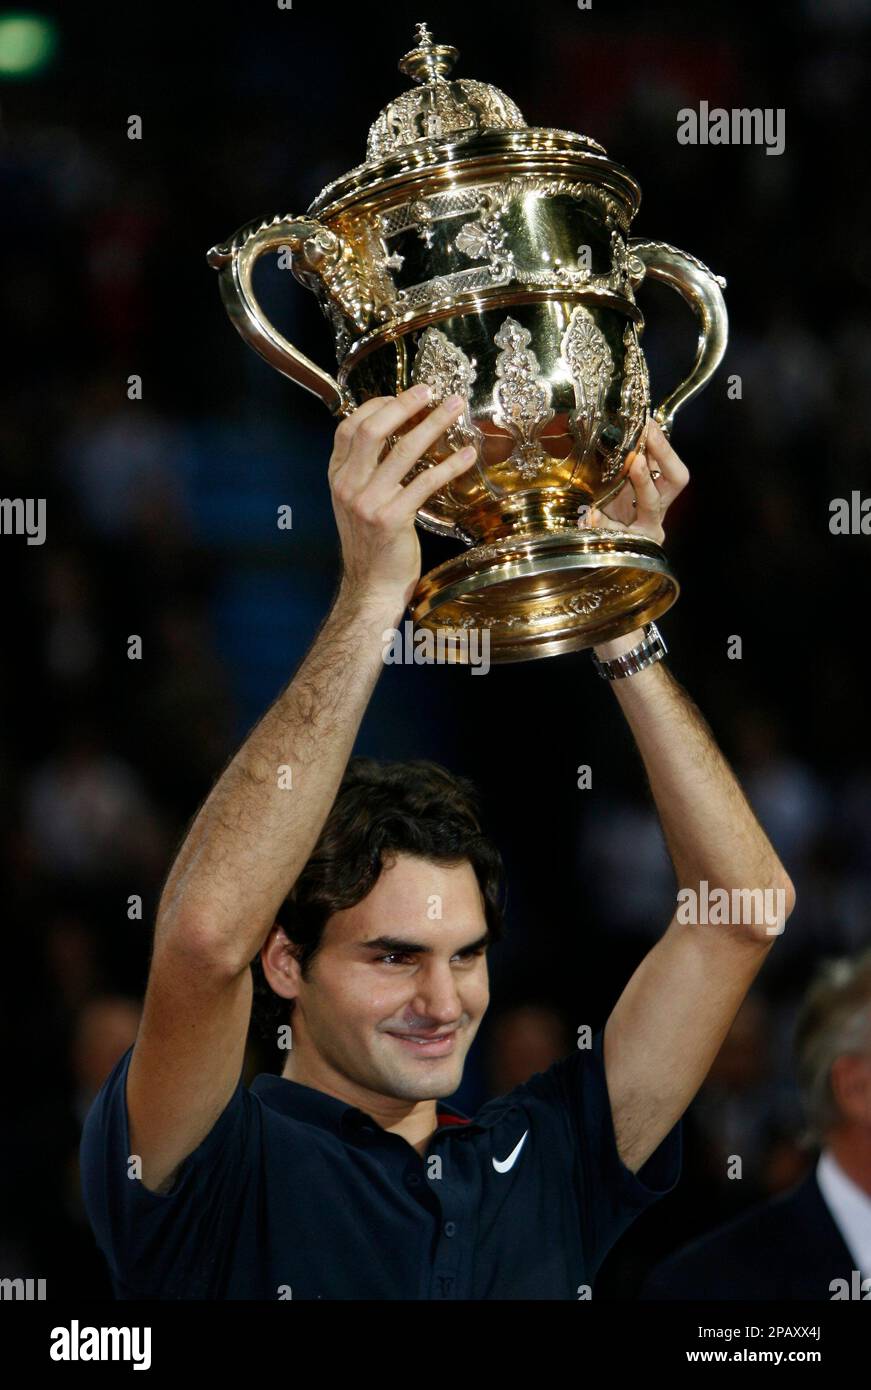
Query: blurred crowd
1 0 869 1297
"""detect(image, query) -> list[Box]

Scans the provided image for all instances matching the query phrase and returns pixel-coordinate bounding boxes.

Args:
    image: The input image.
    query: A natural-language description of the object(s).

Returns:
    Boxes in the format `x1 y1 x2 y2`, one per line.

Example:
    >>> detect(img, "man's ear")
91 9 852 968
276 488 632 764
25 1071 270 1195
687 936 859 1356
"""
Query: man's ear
260 922 303 1005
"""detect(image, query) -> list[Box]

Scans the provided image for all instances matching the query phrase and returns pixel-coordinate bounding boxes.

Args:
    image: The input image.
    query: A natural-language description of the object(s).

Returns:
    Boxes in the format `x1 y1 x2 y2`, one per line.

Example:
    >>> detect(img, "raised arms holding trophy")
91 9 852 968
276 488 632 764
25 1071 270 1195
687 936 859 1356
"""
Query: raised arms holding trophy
79 24 793 1303
79 381 795 1300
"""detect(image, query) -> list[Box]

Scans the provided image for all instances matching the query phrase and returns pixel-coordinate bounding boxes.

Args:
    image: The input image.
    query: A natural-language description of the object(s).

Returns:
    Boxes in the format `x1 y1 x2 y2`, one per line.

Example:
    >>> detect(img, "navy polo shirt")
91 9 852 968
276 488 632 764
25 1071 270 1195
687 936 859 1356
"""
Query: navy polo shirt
80 1028 681 1299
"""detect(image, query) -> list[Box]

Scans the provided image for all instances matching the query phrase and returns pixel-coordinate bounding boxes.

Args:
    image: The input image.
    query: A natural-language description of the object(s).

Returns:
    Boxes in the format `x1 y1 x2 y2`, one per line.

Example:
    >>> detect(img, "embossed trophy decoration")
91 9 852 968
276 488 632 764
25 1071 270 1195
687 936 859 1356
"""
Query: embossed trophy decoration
208 23 727 662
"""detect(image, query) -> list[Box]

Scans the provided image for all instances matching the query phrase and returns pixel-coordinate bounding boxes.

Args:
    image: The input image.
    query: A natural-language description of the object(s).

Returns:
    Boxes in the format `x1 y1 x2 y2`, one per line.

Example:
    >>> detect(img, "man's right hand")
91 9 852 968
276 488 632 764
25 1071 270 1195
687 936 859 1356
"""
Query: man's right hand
329 384 476 611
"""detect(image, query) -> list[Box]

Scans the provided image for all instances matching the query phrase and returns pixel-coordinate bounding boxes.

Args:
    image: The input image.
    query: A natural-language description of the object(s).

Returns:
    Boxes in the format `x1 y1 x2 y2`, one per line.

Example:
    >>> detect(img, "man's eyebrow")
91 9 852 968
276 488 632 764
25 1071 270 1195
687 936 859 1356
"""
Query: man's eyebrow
358 932 491 955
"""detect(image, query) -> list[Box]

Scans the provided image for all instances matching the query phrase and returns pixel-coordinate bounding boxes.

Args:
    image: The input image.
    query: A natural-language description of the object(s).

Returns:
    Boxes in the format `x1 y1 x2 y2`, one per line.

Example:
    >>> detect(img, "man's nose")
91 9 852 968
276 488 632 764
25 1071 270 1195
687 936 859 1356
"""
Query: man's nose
409 965 464 1024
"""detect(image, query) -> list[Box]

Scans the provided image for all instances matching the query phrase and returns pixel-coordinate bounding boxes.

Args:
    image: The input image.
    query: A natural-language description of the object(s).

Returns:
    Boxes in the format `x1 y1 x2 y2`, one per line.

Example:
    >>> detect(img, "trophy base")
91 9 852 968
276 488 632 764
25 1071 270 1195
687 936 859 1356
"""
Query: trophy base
409 528 678 663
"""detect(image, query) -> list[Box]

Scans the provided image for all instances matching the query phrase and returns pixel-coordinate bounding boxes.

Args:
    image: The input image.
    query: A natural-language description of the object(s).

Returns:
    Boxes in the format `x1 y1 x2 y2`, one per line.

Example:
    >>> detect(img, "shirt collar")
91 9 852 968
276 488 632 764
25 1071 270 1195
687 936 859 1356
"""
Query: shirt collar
250 1072 481 1136
816 1148 871 1280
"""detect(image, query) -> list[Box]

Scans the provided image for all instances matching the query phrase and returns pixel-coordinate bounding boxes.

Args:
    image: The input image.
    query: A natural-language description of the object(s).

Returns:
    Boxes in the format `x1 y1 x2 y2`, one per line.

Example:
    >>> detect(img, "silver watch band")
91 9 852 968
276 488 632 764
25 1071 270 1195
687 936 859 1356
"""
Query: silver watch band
591 622 667 680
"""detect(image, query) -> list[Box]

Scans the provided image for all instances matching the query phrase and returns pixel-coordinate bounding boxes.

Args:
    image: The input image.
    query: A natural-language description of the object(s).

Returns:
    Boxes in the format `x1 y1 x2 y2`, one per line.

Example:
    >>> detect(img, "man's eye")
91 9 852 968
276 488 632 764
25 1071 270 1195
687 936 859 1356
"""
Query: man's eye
376 947 486 966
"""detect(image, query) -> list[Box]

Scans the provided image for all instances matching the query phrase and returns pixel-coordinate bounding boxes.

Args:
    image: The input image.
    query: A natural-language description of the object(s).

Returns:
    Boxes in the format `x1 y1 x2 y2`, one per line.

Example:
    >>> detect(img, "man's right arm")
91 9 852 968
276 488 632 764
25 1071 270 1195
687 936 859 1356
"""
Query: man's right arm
153 583 407 970
126 384 475 1192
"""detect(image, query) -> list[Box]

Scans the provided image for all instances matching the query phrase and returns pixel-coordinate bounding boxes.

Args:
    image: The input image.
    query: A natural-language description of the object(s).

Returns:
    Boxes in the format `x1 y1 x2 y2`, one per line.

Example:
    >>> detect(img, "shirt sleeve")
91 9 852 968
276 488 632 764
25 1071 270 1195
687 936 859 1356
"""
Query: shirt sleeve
79 1043 255 1298
517 1026 682 1279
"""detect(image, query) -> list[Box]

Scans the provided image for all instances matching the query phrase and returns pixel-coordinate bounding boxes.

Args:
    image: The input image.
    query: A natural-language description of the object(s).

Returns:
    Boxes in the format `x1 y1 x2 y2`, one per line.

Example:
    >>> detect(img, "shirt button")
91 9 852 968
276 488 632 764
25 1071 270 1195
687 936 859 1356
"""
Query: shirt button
444 1221 457 1237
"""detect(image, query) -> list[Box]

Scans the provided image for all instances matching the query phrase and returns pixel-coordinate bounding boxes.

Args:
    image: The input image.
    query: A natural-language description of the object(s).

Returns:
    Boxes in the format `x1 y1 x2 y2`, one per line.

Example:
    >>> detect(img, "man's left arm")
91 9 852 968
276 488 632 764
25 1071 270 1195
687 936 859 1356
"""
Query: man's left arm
587 424 796 1175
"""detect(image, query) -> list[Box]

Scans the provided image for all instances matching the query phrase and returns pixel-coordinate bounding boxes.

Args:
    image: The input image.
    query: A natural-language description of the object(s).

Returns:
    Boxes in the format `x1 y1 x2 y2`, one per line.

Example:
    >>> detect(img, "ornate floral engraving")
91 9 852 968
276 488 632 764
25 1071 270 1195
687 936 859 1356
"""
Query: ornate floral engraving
447 585 604 628
453 185 516 282
302 175 646 382
620 324 649 437
609 230 631 296
560 312 649 483
561 305 614 466
450 612 525 630
379 187 484 238
463 538 525 568
323 299 353 361
491 317 554 480
563 589 604 616
453 79 528 135
396 266 496 312
386 177 630 245
374 176 637 329
454 221 491 260
527 178 630 235
592 323 650 482
408 198 436 248
366 77 527 164
410 327 483 456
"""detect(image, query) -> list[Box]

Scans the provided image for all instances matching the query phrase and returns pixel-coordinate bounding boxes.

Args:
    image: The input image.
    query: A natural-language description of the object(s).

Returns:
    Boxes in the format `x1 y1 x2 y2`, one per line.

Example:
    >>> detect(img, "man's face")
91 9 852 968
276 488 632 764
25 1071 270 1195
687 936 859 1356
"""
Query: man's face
285 852 491 1102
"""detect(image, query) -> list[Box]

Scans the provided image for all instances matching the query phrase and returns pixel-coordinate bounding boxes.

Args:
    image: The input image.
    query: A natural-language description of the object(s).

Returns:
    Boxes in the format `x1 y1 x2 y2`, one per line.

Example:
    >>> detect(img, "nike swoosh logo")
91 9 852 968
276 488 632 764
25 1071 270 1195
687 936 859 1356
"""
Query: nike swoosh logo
492 1129 529 1173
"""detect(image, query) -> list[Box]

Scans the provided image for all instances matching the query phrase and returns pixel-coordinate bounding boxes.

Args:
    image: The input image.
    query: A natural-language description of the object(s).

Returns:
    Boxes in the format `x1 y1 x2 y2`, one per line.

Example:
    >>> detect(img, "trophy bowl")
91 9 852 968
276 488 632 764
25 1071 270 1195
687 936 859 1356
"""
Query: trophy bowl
207 23 728 663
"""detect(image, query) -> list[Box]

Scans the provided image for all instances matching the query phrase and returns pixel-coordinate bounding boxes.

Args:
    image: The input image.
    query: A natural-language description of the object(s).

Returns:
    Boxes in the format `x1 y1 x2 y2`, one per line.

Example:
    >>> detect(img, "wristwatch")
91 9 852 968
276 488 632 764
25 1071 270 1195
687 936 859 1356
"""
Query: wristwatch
591 622 667 681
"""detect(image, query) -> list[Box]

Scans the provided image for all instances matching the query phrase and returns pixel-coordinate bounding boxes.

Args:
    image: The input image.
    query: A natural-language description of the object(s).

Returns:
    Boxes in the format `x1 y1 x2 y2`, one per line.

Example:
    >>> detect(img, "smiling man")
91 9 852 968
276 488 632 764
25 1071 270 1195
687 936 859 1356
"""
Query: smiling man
250 755 504 1161
80 385 795 1299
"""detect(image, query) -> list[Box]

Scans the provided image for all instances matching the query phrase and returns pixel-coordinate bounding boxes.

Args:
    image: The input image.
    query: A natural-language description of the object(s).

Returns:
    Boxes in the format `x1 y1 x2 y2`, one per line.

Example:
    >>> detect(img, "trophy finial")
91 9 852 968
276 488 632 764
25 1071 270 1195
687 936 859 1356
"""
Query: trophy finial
398 21 459 85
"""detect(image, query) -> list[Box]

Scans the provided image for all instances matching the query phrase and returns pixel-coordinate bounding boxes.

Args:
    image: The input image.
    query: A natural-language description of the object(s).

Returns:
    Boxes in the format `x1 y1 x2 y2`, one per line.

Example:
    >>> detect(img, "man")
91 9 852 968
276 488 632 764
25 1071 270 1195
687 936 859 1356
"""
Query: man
80 385 795 1299
642 949 871 1300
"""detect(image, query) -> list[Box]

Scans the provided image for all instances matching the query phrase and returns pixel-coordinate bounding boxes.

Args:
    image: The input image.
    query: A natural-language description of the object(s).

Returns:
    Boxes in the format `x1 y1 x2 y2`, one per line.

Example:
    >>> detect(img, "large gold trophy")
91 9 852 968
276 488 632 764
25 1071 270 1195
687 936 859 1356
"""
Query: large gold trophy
208 23 727 662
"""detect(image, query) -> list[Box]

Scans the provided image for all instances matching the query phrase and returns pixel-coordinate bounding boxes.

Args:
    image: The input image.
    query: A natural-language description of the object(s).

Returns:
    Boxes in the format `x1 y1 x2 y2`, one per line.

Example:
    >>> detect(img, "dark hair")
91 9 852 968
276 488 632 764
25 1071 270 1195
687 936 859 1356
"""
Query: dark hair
250 756 506 1047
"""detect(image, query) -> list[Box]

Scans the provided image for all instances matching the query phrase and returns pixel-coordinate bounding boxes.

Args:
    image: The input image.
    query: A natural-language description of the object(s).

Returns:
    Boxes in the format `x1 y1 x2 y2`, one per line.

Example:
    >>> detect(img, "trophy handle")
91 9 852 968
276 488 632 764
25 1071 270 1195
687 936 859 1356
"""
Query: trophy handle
206 216 357 418
627 239 728 437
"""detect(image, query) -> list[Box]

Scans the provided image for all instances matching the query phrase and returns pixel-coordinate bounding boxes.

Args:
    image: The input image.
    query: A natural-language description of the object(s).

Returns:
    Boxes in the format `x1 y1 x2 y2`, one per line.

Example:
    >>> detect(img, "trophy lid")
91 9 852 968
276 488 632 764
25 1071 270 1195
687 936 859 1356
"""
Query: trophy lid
308 22 611 215
366 22 528 161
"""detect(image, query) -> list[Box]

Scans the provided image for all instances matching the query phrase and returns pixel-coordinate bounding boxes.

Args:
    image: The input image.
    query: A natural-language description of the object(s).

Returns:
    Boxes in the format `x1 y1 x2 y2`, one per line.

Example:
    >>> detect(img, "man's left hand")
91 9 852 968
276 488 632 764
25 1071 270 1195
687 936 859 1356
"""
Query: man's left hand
585 417 690 546
587 419 690 660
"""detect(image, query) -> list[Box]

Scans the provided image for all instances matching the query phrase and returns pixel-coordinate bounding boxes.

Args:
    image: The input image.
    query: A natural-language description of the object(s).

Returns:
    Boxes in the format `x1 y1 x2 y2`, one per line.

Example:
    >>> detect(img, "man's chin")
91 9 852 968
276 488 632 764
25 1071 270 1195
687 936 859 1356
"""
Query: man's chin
374 1047 465 1099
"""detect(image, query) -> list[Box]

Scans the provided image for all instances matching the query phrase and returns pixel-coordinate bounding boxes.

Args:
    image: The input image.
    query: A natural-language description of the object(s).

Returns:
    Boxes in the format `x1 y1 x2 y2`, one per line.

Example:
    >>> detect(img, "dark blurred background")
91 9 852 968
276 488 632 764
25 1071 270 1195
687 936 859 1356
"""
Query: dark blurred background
1 0 870 1298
